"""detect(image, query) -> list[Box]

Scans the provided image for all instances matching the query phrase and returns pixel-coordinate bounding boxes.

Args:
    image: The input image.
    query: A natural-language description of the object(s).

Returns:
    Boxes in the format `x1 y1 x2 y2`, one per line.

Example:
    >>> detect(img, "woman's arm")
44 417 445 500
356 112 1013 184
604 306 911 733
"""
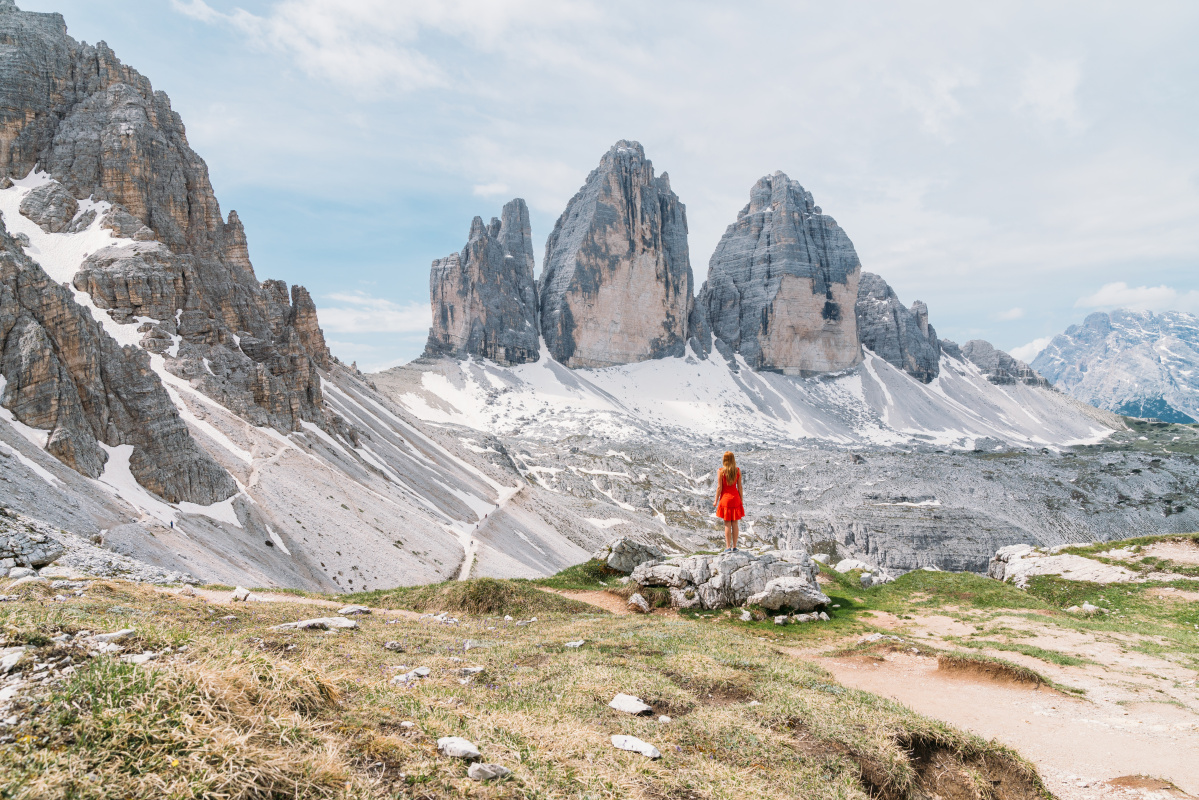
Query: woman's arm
713 473 721 506
737 470 744 500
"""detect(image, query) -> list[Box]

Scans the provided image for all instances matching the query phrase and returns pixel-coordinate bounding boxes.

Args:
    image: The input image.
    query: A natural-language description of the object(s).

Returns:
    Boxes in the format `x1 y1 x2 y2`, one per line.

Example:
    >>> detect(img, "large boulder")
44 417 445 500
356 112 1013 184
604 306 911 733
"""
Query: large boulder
591 536 663 574
631 549 821 610
18 180 78 233
0 511 64 570
746 577 831 612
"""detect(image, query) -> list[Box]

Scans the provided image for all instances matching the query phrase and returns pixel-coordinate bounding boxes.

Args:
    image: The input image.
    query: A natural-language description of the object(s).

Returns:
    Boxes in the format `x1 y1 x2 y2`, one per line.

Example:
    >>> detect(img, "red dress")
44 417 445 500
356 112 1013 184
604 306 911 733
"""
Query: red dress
715 468 745 521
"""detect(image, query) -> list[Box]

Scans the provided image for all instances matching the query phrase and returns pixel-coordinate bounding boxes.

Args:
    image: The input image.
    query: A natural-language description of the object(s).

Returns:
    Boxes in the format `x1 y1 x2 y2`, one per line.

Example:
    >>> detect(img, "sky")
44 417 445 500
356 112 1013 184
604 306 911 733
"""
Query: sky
22 0 1199 370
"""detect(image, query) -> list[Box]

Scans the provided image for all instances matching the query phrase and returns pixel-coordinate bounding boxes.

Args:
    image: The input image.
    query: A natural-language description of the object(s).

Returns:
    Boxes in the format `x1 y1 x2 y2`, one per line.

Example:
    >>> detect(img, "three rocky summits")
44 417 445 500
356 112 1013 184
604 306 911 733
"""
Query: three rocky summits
425 140 1041 386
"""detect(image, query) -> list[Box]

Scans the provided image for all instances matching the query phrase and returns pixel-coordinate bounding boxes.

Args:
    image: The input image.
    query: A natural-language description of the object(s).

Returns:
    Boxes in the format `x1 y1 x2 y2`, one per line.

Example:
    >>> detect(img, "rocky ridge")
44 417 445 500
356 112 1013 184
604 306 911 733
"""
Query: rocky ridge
539 140 693 368
855 272 942 383
425 199 539 365
1032 310 1199 423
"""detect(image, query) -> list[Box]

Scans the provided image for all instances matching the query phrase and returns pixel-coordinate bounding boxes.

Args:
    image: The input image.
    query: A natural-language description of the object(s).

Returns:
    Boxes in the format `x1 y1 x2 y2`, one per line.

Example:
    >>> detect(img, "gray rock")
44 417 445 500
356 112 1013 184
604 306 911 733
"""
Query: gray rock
0 517 64 567
338 605 371 615
271 617 358 631
425 198 540 365
632 550 820 610
6 567 35 579
1032 310 1199 422
961 340 1048 387
610 734 661 759
855 273 941 383
694 171 861 374
539 140 692 367
231 586 250 602
18 180 78 233
608 693 652 715
859 573 874 588
834 558 871 573
591 536 663 573
437 736 481 761
627 592 650 613
468 763 510 781
773 615 789 625
89 628 136 643
746 577 831 612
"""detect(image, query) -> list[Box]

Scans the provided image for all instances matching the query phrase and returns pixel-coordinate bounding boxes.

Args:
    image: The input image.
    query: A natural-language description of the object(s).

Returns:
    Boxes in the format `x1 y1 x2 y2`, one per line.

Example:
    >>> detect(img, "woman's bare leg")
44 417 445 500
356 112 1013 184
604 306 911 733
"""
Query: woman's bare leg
731 520 740 550
724 521 733 550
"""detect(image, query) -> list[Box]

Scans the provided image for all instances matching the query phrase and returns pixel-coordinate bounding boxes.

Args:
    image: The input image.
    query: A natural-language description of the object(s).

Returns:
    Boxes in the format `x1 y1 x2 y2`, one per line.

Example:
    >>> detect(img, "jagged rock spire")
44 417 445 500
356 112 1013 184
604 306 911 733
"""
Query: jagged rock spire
425 198 539 365
694 171 862 375
855 273 942 383
539 140 692 368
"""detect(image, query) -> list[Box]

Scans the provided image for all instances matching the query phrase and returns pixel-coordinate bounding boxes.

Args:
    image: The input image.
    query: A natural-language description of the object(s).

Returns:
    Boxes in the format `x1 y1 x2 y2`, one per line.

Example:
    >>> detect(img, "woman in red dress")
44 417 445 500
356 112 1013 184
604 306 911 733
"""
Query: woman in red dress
713 451 745 552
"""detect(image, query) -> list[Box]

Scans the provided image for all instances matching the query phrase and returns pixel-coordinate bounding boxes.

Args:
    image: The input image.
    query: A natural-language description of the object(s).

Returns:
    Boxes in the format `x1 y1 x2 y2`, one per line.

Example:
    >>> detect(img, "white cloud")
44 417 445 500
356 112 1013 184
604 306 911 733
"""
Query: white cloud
1017 55 1083 127
472 182 509 197
1074 282 1199 313
318 292 432 333
1009 337 1051 363
995 307 1025 321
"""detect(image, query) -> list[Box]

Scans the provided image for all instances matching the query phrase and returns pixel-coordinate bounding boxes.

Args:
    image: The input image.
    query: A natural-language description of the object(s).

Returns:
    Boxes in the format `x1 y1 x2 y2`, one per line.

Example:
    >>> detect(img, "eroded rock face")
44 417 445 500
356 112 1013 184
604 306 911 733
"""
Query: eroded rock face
0 218 237 503
695 172 861 375
855 272 942 383
590 536 664 574
539 141 692 368
961 340 1048 387
0 3 332 433
630 549 821 610
425 198 539 365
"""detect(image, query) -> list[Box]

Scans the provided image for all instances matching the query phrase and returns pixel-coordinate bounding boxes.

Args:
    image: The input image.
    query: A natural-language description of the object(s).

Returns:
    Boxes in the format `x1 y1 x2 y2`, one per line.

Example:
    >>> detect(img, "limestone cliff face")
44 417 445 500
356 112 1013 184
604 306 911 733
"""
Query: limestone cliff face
0 1 332 434
695 172 861 375
855 272 941 383
425 199 539 365
961 340 1048 387
0 217 236 503
539 141 692 368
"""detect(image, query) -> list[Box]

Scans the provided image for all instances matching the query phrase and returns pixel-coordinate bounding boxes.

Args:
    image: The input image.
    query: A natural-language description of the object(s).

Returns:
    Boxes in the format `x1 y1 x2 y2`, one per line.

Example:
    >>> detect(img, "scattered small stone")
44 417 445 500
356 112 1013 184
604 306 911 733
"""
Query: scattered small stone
90 629 136 644
4 576 47 589
609 693 653 715
628 593 651 613
860 573 874 588
611 734 661 759
468 763 510 781
178 586 196 597
503 615 513 621
220 615 236 621
818 612 830 621
565 640 585 648
0 648 26 674
773 615 789 625
399 721 415 729
6 568 36 580
271 617 358 631
121 651 156 665
748 700 761 707
437 736 481 760
384 641 404 651
658 715 671 723
337 605 371 616
391 666 431 684
740 609 753 622
231 586 250 602
456 666 485 676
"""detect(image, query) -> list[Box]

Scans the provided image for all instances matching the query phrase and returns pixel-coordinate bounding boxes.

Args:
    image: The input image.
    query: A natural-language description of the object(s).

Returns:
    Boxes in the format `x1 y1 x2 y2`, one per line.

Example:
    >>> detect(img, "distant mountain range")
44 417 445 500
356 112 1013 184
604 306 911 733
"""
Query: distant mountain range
1032 310 1199 424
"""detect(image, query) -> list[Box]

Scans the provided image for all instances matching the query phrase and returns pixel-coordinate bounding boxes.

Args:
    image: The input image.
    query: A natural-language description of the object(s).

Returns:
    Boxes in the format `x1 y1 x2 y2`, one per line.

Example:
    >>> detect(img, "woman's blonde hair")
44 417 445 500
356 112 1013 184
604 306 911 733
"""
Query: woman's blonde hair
721 451 737 484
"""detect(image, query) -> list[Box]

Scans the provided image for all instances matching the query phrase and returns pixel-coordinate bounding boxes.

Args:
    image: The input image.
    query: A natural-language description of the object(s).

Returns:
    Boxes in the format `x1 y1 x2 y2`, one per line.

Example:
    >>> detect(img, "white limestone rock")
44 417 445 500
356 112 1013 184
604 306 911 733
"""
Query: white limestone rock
611 734 661 759
608 693 653 715
592 536 664 574
437 736 481 761
746 577 831 612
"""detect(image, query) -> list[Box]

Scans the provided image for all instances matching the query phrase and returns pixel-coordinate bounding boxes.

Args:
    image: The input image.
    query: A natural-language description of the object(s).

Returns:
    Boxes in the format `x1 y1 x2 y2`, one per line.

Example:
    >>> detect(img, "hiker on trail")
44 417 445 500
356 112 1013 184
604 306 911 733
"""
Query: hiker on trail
713 451 745 552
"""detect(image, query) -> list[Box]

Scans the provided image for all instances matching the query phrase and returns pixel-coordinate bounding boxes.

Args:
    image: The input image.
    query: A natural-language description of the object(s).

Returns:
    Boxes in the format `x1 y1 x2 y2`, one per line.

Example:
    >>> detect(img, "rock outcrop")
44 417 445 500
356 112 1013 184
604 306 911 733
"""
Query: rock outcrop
855 272 942 382
539 141 692 368
0 507 64 569
0 2 333 434
961 340 1048 387
630 549 823 610
590 536 663 574
694 172 861 375
425 199 539 365
0 216 236 502
1032 310 1199 423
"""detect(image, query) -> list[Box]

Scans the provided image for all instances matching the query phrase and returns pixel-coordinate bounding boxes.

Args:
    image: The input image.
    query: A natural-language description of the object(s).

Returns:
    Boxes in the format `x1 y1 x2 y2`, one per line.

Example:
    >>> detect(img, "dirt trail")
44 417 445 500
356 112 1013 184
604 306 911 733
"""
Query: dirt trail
793 610 1199 800
158 586 423 620
537 587 678 617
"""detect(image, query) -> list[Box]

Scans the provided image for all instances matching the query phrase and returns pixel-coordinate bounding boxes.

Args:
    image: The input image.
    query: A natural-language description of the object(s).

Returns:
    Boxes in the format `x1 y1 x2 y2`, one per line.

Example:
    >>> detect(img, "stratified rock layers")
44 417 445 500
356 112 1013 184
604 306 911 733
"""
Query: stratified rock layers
855 272 941 383
0 218 236 503
697 172 861 375
539 141 692 368
425 199 539 365
0 3 332 435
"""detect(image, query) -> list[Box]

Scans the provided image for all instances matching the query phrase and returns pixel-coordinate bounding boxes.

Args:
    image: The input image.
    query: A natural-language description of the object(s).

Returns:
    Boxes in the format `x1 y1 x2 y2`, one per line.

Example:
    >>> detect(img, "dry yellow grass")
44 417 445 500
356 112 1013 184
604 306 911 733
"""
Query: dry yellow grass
0 579 1048 799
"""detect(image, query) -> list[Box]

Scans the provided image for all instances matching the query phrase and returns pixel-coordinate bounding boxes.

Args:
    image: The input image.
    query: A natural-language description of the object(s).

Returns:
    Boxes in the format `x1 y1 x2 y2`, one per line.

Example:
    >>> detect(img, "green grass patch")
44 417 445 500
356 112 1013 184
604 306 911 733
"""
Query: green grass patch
344 576 600 616
952 639 1096 667
531 559 620 590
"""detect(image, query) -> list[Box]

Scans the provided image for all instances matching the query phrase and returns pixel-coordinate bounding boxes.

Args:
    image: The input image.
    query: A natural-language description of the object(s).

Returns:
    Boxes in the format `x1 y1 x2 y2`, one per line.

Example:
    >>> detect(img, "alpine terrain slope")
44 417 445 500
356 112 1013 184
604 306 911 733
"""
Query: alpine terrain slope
1032 309 1199 424
0 1 619 591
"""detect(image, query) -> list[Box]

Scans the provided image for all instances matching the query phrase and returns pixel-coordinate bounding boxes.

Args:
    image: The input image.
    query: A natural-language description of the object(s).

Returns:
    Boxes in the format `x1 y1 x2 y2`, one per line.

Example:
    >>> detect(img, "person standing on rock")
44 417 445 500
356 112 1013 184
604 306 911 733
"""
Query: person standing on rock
714 451 745 552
